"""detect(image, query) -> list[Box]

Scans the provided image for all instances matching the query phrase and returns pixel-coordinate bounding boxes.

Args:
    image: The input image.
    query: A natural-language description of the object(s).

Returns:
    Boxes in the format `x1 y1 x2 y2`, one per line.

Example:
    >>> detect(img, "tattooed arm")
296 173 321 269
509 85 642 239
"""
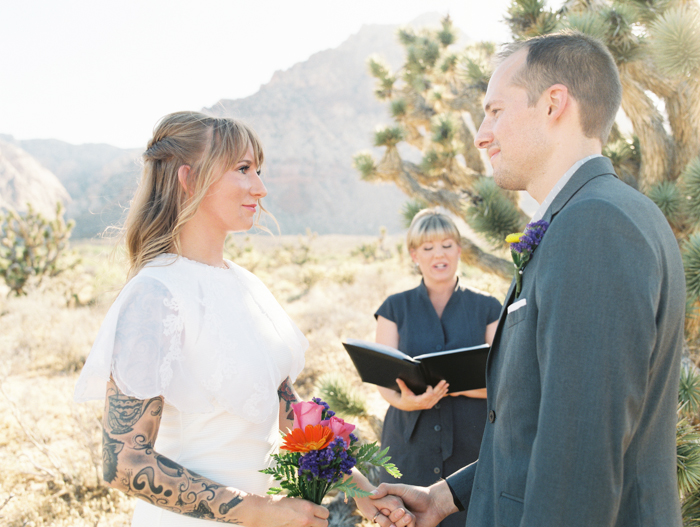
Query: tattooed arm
277 376 299 432
102 378 329 527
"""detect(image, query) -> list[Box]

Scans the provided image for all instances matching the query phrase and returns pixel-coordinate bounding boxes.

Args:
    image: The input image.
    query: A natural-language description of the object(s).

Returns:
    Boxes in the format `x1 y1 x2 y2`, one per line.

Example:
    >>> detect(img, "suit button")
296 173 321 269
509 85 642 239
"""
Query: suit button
434 403 441 409
434 467 441 474
489 410 496 423
436 345 442 350
434 425 442 432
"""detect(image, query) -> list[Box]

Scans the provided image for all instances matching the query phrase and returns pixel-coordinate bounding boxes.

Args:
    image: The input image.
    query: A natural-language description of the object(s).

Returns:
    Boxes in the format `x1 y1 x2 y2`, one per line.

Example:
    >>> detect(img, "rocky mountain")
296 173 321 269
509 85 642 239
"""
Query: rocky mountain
0 138 71 218
203 21 422 235
3 138 142 238
4 15 450 237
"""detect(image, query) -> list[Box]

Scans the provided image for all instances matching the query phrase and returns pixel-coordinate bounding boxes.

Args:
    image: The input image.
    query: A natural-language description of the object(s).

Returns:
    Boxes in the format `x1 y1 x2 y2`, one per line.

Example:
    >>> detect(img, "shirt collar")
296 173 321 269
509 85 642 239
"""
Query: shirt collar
531 154 603 222
418 276 460 299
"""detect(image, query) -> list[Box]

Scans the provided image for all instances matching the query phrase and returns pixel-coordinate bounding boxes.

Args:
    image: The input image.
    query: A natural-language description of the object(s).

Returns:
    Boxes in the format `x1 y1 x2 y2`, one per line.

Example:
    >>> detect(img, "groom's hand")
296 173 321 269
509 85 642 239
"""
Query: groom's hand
370 480 457 527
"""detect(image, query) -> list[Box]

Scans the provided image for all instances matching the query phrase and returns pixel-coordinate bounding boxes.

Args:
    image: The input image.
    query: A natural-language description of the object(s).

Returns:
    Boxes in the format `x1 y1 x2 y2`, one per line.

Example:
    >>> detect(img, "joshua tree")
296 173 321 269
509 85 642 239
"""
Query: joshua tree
354 0 700 279
355 0 700 521
0 202 76 296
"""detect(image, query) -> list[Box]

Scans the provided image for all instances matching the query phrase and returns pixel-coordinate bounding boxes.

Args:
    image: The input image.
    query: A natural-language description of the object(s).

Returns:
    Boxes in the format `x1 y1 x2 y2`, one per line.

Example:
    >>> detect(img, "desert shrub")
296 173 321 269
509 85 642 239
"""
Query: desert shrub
330 265 357 285
351 228 392 262
0 203 77 296
273 230 318 267
316 373 368 418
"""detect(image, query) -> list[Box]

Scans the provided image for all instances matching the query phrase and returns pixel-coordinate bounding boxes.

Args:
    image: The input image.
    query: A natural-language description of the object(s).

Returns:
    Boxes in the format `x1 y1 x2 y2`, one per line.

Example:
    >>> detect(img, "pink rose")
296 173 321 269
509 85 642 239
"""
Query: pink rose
321 416 355 446
292 401 324 430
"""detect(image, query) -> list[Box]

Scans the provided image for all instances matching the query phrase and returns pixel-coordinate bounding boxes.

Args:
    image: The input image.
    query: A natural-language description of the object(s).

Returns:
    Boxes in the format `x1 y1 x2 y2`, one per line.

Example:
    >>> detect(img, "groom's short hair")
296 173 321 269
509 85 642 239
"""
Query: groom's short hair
500 31 622 144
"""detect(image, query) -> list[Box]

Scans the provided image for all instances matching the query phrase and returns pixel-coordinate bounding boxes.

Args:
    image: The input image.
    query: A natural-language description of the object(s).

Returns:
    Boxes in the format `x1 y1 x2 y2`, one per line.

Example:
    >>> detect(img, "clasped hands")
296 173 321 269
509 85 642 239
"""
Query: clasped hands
367 479 457 527
387 379 484 413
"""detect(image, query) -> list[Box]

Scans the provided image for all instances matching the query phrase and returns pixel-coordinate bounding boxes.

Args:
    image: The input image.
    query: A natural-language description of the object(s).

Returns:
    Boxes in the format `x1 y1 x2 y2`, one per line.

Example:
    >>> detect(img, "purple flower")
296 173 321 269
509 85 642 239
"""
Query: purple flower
512 234 535 254
505 220 549 297
297 436 358 484
311 397 334 420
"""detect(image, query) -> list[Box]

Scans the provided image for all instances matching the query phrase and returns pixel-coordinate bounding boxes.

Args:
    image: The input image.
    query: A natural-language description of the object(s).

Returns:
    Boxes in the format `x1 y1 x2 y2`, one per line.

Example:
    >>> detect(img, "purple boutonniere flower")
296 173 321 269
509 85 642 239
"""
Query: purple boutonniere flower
505 220 549 297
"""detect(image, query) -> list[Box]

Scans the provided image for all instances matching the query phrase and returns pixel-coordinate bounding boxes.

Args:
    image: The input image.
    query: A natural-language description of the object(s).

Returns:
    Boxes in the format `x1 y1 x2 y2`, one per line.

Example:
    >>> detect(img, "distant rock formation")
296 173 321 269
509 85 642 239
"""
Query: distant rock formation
203 22 414 235
4 137 141 238
0 138 70 218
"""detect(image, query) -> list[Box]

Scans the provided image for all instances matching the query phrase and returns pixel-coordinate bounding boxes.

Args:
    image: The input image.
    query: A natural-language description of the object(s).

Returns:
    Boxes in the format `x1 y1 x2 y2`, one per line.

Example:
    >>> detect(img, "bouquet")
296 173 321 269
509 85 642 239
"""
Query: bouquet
261 397 401 505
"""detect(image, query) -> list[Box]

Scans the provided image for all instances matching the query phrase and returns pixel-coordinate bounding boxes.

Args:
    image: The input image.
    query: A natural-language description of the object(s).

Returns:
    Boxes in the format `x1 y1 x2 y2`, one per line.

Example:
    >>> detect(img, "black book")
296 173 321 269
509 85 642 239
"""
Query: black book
342 339 490 395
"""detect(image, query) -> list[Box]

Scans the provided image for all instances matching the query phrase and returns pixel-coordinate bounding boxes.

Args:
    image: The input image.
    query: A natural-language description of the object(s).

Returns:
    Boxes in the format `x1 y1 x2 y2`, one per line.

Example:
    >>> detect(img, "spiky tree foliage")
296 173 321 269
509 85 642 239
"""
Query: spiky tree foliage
0 202 76 296
315 373 368 418
401 199 428 228
679 366 700 524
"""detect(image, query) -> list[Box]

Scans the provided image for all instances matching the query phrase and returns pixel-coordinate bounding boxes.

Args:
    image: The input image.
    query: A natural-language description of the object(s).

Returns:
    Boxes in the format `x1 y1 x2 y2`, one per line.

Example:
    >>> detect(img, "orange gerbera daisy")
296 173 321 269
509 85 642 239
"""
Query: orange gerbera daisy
281 424 334 453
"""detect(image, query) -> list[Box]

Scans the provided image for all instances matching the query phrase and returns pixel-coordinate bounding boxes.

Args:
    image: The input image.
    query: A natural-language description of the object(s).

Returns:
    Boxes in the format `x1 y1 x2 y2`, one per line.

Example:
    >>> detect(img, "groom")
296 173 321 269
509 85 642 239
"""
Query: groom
373 31 685 527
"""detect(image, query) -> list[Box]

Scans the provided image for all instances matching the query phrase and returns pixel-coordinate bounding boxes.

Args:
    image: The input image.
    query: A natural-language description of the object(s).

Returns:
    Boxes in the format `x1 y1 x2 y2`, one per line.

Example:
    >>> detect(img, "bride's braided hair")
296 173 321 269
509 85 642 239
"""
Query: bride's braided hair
123 111 266 278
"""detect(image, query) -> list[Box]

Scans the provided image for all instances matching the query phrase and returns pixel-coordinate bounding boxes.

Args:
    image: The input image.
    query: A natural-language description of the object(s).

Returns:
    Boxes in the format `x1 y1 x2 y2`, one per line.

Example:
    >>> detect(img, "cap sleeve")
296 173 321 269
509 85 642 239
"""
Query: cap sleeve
74 276 186 402
375 295 398 322
486 295 502 324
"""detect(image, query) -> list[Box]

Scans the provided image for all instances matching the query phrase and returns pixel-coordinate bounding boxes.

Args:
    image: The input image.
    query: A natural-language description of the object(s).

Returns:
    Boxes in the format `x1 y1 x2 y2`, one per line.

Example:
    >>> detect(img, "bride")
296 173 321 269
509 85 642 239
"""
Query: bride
74 112 412 527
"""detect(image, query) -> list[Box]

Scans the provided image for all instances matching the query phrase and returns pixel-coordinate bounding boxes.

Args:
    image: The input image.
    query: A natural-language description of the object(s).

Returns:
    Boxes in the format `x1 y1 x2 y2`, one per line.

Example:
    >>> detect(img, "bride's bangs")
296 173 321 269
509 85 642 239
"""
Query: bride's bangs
212 119 265 173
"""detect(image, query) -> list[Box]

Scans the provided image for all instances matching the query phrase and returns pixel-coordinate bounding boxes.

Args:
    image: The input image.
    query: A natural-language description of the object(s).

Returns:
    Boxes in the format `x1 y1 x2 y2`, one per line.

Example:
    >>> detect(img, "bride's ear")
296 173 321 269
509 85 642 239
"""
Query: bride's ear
177 165 193 195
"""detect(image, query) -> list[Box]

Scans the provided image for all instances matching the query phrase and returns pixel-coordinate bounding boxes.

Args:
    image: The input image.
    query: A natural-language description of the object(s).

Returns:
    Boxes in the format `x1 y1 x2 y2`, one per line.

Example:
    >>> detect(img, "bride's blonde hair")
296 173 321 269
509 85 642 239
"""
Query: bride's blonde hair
124 111 266 279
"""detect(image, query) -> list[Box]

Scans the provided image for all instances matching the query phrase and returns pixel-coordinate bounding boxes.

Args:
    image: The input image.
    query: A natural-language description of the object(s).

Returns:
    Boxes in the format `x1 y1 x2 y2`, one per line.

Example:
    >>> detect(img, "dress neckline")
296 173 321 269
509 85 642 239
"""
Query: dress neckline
160 253 233 272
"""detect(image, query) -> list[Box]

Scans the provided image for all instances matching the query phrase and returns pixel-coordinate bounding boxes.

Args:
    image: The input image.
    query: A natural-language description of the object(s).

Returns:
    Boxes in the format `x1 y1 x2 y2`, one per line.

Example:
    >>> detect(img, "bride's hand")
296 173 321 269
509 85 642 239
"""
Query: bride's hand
248 495 329 527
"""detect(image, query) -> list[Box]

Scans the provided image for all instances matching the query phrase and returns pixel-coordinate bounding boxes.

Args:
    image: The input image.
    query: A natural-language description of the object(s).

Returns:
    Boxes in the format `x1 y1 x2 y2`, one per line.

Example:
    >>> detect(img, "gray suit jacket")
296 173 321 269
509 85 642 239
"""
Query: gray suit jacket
447 157 685 526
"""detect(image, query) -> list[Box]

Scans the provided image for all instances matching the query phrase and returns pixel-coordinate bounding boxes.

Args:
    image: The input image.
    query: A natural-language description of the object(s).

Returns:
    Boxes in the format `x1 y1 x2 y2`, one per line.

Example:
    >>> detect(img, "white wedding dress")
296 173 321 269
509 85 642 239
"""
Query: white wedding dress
74 254 307 526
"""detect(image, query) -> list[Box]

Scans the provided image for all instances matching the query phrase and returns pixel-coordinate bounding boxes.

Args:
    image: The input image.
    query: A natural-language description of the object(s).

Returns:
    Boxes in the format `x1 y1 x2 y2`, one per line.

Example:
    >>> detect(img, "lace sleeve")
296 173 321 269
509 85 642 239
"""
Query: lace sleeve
111 278 186 400
74 276 186 403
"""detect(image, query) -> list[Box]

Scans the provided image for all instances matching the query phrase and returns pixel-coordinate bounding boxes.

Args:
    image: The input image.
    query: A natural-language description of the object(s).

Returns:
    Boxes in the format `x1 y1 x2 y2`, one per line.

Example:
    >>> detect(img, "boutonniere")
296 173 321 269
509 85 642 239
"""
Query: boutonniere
505 220 549 297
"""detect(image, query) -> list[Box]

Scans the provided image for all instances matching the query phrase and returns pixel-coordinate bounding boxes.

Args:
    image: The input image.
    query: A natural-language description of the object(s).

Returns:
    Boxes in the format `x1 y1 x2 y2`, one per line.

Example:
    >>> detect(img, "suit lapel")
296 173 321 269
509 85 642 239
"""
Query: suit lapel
485 280 516 376
485 157 618 377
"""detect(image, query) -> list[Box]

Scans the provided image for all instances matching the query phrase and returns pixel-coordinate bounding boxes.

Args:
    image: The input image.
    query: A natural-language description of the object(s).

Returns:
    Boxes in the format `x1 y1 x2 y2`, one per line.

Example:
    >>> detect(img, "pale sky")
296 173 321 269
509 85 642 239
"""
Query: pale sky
1 0 532 149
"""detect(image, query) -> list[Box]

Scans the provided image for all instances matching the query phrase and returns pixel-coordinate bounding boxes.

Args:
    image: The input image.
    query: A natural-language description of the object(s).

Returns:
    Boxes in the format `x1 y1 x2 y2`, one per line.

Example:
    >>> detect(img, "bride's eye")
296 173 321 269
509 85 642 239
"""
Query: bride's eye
238 165 250 174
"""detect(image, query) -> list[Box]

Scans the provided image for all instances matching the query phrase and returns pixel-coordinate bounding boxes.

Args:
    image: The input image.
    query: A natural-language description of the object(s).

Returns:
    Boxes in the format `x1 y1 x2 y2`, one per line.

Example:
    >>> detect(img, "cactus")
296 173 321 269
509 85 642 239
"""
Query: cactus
0 202 76 296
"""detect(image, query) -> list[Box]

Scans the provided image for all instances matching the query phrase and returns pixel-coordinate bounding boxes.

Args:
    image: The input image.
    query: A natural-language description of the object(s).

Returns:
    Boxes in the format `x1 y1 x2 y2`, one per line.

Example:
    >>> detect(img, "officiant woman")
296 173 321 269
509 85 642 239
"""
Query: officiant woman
374 208 500 527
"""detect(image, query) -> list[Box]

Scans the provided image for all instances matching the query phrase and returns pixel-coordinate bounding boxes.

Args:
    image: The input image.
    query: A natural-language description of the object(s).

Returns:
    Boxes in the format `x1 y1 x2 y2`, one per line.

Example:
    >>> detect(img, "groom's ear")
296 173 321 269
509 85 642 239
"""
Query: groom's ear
543 84 569 122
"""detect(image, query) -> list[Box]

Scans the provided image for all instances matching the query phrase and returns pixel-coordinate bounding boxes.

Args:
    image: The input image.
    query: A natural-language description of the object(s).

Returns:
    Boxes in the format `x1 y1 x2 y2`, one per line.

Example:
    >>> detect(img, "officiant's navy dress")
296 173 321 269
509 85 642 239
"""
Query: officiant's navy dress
375 280 500 527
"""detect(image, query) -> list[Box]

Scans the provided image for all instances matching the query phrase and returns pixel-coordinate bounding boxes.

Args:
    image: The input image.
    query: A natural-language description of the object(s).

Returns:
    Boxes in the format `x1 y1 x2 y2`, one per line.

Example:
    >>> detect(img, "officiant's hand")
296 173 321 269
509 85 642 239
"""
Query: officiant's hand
378 379 449 412
370 480 457 527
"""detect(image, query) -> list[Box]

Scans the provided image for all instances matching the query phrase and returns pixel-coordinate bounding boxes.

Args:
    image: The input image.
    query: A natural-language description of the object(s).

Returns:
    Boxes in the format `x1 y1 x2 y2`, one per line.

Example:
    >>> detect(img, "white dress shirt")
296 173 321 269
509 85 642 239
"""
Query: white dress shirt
530 154 603 222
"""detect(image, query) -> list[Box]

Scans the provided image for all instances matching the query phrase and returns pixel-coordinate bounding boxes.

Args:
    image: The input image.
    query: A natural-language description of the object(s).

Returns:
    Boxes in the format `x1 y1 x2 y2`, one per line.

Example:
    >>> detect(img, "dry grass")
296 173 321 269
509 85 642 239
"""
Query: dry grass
0 233 509 526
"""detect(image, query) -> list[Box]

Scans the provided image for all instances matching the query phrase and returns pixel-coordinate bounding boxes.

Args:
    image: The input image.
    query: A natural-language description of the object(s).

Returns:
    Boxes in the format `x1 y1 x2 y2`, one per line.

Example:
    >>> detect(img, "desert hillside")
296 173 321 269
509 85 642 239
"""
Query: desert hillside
0 138 70 218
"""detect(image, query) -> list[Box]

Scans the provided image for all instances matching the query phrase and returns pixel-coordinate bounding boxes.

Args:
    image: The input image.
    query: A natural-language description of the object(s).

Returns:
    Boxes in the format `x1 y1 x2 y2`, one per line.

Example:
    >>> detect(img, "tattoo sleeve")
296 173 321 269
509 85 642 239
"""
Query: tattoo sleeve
277 377 300 423
102 378 245 524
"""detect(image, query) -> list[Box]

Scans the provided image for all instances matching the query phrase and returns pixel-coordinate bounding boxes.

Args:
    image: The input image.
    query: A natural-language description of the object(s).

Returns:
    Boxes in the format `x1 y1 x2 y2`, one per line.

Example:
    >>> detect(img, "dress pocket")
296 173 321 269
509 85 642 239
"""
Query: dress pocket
498 492 524 527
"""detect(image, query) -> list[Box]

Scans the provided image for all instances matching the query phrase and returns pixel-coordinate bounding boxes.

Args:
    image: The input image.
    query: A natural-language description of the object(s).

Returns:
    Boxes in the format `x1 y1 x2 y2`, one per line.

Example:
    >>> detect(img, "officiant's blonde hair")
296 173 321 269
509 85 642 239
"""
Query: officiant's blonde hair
123 111 269 278
406 208 461 251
